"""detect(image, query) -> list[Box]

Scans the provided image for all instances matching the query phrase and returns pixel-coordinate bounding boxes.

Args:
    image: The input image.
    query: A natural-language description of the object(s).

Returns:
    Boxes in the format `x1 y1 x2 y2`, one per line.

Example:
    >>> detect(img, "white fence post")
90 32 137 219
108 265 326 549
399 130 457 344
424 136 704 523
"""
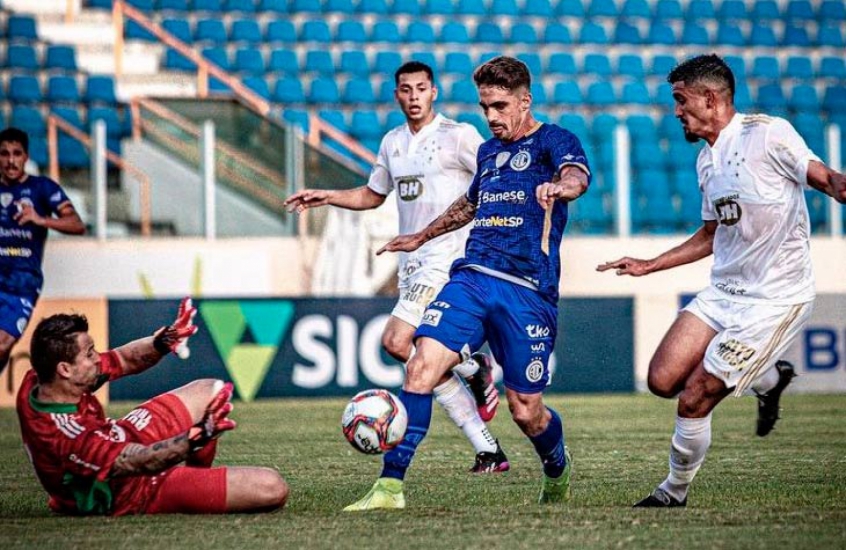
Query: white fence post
201 120 216 240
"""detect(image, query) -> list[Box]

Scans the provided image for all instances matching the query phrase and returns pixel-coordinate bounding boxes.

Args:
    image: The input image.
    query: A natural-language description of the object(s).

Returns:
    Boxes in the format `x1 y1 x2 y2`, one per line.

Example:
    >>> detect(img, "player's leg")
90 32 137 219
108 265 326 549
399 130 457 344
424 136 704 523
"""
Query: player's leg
145 466 287 514
0 329 15 376
646 311 717 398
0 289 35 376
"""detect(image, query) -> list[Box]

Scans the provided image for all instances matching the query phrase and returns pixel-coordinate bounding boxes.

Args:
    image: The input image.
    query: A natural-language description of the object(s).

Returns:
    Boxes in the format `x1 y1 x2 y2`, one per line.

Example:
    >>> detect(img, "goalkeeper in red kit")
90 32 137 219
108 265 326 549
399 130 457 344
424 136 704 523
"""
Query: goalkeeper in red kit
16 298 288 516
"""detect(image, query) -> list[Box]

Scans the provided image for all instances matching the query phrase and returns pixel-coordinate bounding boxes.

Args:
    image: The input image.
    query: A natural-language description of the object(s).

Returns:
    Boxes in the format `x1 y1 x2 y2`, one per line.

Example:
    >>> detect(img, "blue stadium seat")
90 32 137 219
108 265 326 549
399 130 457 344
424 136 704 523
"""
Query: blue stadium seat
621 0 650 18
617 55 645 79
723 54 746 78
717 23 746 45
158 0 190 10
592 112 618 140
650 54 676 76
751 0 780 20
195 19 227 43
164 48 196 70
659 113 679 139
491 0 519 15
51 107 84 131
282 109 310 133
266 20 297 42
318 109 347 131
392 0 421 14
88 0 114 8
449 80 478 103
516 53 542 76
273 76 305 103
162 18 192 43
201 46 230 70
325 0 355 12
653 82 675 107
586 81 615 106
457 0 486 14
373 51 402 74
817 24 844 48
681 22 709 45
88 106 124 142
823 86 846 113
782 25 811 47
654 0 683 19
339 50 369 77
384 110 407 132
785 57 813 81
578 22 608 44
193 0 223 10
475 22 504 43
342 78 375 103
46 75 81 103
234 48 265 74
244 76 271 99
8 15 39 41
734 80 753 110
583 53 612 77
530 82 547 106
556 0 585 16
440 22 469 43
268 49 299 74
309 77 340 103
11 106 46 139
804 190 827 232
224 0 257 11
8 75 42 104
666 139 699 169
291 0 321 12
544 23 571 44
819 0 846 21
57 134 90 168
621 82 650 105
406 21 435 43
510 23 538 44
350 110 382 141
790 85 820 115
572 192 612 234
371 20 401 42
86 75 118 104
588 0 617 16
685 0 715 20
336 20 367 42
6 44 39 70
377 80 395 102
785 0 814 20
300 20 331 42
819 56 846 80
304 50 334 75
717 0 746 20
559 113 589 142
548 52 577 76
614 22 641 44
647 21 676 44
626 114 658 141
443 52 473 75
756 83 786 111
44 45 78 72
523 0 553 17
125 20 156 41
356 0 389 14
751 56 780 81
230 19 262 43
411 51 437 70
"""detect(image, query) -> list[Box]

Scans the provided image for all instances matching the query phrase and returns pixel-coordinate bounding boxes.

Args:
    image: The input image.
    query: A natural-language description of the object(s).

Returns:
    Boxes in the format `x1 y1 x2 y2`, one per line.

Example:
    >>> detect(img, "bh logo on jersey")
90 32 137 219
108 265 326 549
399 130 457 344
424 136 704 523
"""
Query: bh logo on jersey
715 195 742 226
510 150 532 171
397 175 424 202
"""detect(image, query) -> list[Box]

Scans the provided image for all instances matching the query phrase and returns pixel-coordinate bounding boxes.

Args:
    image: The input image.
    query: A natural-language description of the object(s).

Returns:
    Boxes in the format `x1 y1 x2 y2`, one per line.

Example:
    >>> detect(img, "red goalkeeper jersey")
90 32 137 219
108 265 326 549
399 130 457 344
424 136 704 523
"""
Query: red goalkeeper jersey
16 352 161 515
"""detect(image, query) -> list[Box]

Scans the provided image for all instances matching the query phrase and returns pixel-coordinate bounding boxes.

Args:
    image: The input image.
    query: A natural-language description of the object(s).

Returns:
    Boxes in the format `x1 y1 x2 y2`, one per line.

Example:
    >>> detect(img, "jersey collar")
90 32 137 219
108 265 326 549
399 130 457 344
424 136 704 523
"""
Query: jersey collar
29 386 78 414
710 113 743 150
408 113 443 140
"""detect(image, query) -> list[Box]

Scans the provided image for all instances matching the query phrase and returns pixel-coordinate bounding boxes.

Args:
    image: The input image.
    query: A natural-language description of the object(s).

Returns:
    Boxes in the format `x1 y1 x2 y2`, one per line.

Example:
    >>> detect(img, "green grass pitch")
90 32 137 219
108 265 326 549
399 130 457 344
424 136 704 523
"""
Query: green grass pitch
2 393 845 549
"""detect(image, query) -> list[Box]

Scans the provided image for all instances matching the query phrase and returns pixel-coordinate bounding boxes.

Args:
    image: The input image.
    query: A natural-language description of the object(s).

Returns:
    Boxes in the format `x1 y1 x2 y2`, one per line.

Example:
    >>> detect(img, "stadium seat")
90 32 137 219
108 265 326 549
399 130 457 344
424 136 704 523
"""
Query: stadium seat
626 114 658 141
559 113 589 142
336 20 367 43
373 51 402 74
273 76 306 103
681 22 709 45
6 44 39 70
392 0 421 14
548 52 577 76
530 83 547 106
578 22 608 44
371 20 401 42
291 0 321 12
7 15 38 41
317 108 347 131
751 56 780 81
164 49 196 70
158 0 190 10
342 78 375 103
586 81 615 106
195 19 227 43
309 77 340 104
510 23 538 44
384 110 407 132
782 25 811 47
819 57 846 80
614 22 641 44
304 50 334 75
300 20 331 42
411 52 437 70
356 0 389 14
457 0 486 14
756 83 786 111
653 82 675 107
723 55 746 78
734 80 753 110
125 20 156 41
201 47 230 70
583 53 612 77
783 57 813 81
717 0 746 20
475 22 504 44
339 50 369 77
650 54 676 76
621 82 650 105
230 19 262 43
224 0 257 11
588 0 617 16
46 75 81 104
8 75 42 104
443 52 473 76
162 18 192 43
685 0 715 20
268 49 299 75
785 0 814 20
350 110 382 140
556 0 585 16
243 76 271 99
647 21 676 44
449 80 478 103
823 86 846 113
282 109 310 133
193 0 223 10
234 48 265 74
804 190 827 232
819 0 846 21
717 23 746 45
266 20 297 42
516 53 542 76
751 0 780 20
794 113 825 157
544 23 571 44
523 0 553 17
325 0 355 12
88 106 124 141
57 134 90 168
491 0 519 15
817 25 844 48
621 0 651 18
440 22 469 43
631 143 664 169
617 55 645 79
654 0 683 19
85 76 117 105
406 21 435 43
44 45 78 72
666 139 698 170
51 106 84 131
11 106 46 140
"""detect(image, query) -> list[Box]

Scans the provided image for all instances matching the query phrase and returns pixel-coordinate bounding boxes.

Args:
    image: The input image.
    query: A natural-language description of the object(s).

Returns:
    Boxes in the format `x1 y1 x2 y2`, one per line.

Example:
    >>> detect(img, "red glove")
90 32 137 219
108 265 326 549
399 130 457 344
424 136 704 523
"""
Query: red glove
153 297 198 359
188 382 237 452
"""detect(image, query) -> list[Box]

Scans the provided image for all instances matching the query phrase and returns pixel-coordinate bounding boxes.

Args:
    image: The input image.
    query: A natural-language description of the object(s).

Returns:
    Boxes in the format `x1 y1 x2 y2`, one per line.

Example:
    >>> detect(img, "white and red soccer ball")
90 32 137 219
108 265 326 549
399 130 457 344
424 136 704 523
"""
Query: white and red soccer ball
341 389 408 454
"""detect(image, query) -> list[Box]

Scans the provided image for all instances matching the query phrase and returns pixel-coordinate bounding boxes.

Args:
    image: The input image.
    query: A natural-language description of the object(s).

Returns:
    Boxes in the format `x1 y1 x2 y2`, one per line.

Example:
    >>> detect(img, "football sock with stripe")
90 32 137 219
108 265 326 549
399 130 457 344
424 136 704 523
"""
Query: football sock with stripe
434 374 497 454
660 413 712 501
381 390 433 481
529 407 567 478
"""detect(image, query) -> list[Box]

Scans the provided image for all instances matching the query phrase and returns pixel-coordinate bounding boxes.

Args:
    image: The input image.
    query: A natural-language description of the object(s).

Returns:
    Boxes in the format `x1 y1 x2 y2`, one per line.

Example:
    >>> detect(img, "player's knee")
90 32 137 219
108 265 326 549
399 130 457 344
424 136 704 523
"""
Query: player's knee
381 333 410 362
646 370 679 399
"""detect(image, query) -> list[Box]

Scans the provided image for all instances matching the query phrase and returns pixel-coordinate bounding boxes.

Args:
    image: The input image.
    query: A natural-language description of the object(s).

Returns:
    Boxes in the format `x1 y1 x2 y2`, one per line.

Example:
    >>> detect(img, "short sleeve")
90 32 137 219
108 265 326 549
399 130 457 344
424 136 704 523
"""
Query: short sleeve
550 127 591 183
45 179 71 214
456 124 484 175
366 135 393 196
765 118 822 187
466 147 483 204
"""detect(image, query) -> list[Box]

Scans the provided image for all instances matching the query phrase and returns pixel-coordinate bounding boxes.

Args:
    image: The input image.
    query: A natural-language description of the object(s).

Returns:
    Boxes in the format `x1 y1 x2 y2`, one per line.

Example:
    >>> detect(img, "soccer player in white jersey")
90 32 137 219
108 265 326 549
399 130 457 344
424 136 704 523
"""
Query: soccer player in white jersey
284 61 508 473
598 54 846 508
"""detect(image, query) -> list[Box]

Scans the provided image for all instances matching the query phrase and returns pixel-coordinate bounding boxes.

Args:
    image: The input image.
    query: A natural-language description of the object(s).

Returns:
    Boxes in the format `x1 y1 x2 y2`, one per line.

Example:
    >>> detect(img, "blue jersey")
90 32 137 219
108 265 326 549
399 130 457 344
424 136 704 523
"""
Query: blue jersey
0 175 70 293
454 123 590 303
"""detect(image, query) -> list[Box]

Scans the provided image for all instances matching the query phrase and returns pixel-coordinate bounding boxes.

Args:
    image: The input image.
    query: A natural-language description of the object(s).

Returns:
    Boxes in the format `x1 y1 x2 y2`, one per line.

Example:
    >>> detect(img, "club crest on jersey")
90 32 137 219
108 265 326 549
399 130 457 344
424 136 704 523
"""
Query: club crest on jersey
0 193 12 208
715 195 742 226
526 359 545 383
397 175 424 201
510 151 531 171
495 151 511 168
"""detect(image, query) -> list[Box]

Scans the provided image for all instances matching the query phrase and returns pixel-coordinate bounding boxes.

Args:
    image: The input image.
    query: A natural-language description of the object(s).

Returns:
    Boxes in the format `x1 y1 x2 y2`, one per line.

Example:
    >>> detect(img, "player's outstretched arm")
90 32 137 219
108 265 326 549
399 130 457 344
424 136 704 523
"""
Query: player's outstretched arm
377 194 476 255
14 201 85 235
807 160 846 204
284 186 386 214
597 221 717 277
110 383 236 477
536 166 589 210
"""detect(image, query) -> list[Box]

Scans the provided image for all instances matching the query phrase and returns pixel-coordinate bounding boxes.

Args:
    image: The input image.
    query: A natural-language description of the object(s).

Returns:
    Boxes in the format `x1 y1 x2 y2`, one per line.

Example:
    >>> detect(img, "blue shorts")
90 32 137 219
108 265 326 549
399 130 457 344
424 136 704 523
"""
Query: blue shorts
0 289 37 338
415 268 557 394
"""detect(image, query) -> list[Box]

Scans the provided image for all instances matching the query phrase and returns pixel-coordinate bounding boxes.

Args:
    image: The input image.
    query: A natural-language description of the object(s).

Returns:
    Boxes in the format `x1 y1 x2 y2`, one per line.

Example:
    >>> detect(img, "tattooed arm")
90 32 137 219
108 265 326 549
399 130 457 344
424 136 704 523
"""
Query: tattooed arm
377 195 477 255
110 433 192 477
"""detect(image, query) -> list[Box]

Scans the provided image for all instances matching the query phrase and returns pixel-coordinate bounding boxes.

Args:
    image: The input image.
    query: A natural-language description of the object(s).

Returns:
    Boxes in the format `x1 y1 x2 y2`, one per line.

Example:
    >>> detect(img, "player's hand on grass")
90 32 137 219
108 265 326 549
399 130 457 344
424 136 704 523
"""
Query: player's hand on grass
153 297 198 359
376 233 425 255
284 189 332 213
596 257 654 277
188 382 237 452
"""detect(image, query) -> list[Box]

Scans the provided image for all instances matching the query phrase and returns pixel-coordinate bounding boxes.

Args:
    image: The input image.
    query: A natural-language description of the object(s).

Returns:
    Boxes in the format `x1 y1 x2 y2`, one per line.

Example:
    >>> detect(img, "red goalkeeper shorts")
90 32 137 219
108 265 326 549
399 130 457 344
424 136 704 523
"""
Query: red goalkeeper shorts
145 466 228 514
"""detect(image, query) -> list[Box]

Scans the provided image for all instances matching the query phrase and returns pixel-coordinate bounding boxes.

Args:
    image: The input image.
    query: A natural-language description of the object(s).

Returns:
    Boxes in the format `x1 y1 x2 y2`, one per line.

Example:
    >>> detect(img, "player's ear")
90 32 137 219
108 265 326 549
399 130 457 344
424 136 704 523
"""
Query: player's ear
431 84 439 102
521 89 531 111
56 361 74 379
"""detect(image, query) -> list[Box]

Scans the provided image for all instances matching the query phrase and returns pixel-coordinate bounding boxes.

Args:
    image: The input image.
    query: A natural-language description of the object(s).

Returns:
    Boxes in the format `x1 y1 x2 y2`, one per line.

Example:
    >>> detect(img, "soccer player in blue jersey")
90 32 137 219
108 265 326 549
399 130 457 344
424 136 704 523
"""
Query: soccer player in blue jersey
0 128 85 375
344 56 590 511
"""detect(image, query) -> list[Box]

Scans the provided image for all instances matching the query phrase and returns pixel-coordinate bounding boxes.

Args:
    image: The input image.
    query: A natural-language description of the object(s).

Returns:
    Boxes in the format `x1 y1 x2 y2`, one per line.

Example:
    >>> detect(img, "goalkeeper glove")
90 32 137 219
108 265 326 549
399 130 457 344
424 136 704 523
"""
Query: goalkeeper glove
153 297 198 359
188 382 237 452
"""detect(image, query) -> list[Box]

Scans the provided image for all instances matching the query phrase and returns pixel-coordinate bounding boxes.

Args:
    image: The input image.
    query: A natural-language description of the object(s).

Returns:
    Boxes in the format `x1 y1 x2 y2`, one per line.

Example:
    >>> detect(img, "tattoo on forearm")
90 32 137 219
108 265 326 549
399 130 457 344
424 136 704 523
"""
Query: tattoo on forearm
111 433 190 477
424 196 476 240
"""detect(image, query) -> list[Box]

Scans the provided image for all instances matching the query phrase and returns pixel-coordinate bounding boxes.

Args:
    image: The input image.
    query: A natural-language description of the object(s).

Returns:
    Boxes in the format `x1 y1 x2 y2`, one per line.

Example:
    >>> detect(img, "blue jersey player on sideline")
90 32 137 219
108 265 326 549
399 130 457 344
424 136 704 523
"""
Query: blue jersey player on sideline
344 56 591 511
0 127 85 375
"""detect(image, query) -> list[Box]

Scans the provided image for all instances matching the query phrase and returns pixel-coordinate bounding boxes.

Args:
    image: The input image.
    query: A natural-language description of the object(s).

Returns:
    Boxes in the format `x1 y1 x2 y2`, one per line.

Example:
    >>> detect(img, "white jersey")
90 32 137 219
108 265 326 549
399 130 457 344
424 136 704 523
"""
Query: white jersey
367 113 483 279
697 113 820 305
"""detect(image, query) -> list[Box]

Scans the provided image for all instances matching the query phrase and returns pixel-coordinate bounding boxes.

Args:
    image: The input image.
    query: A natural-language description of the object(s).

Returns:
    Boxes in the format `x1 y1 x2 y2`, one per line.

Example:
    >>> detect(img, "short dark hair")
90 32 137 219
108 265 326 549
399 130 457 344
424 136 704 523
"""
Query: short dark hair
667 53 735 98
394 61 434 85
473 56 531 91
0 127 29 154
30 314 89 384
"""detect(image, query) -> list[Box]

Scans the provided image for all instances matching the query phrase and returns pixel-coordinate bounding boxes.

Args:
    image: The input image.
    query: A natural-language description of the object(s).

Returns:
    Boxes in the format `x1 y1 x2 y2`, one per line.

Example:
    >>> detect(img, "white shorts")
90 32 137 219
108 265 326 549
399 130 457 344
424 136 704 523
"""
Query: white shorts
392 266 450 328
683 295 813 396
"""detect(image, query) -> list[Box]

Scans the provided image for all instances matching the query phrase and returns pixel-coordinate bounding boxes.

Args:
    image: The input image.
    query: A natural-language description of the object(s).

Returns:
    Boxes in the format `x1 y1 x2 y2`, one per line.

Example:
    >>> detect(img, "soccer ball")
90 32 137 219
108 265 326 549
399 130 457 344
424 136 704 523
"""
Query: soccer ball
341 389 408 454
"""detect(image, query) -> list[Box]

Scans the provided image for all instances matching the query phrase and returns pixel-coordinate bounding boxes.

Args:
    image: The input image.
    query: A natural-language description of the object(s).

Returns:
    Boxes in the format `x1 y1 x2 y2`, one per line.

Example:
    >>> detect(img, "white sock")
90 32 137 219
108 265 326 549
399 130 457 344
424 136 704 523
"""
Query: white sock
451 356 480 378
434 374 497 454
749 367 780 395
659 414 712 501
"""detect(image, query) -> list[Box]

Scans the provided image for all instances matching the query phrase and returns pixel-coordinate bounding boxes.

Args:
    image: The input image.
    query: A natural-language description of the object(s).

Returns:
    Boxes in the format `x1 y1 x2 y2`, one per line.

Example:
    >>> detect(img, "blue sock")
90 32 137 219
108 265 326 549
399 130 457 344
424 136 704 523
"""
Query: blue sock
380 390 433 481
529 407 567 478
